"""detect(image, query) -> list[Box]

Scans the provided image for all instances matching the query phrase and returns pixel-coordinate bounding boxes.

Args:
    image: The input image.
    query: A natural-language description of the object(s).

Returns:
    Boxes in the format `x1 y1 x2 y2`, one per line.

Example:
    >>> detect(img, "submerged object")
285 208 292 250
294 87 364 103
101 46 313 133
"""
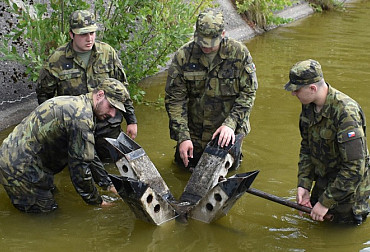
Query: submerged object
105 132 173 197
105 132 258 225
109 174 178 225
189 171 259 223
105 133 178 225
180 134 245 206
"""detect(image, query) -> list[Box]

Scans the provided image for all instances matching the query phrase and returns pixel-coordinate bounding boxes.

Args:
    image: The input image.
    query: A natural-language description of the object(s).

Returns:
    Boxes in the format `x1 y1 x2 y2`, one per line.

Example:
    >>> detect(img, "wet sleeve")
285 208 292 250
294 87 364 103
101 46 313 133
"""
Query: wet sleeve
164 52 191 143
68 129 102 205
319 107 366 208
222 52 258 131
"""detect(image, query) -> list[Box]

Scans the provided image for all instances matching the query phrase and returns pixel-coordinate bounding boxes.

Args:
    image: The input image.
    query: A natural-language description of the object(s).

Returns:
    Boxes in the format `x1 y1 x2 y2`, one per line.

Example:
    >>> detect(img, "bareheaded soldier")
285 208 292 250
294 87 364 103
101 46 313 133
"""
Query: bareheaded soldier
165 10 258 171
0 78 130 213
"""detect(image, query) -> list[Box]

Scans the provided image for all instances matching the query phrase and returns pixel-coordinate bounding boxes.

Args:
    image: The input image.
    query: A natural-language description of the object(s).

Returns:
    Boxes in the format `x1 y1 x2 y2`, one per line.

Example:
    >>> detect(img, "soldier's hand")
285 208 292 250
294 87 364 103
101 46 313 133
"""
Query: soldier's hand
100 195 117 207
126 123 138 139
212 125 235 148
310 202 329 221
107 184 118 195
101 200 115 207
179 140 193 167
296 187 312 216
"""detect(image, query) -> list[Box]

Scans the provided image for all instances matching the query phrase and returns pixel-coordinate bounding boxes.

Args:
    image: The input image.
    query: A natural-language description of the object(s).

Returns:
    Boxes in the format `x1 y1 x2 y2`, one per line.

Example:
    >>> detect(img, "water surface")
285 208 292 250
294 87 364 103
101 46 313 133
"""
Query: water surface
1 1 370 251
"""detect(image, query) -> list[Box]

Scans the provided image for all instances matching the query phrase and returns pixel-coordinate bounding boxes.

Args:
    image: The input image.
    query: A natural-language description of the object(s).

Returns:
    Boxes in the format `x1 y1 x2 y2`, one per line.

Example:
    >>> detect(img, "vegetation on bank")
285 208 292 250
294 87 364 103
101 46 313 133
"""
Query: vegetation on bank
1 0 345 102
234 0 345 30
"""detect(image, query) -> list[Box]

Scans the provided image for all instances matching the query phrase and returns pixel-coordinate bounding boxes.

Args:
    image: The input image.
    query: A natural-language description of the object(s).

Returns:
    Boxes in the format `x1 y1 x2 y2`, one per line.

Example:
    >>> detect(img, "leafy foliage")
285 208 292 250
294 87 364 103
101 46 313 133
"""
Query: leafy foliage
235 0 293 30
308 0 345 12
1 0 211 102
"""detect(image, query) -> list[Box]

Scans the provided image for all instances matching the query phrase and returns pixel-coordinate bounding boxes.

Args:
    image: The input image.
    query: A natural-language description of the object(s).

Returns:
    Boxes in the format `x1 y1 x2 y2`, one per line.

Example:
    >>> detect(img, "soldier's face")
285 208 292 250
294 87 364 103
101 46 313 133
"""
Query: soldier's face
71 32 96 52
94 97 117 120
291 85 315 105
200 45 220 54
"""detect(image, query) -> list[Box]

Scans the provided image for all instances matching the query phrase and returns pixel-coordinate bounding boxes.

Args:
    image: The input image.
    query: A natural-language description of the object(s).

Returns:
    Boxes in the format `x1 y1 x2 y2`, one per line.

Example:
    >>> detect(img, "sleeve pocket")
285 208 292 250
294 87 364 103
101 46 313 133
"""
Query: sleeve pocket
338 128 364 161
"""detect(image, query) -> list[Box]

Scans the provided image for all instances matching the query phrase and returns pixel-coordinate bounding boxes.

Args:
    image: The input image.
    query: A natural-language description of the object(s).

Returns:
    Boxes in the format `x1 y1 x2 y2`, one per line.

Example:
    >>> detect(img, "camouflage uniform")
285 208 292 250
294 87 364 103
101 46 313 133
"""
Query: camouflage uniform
285 59 370 224
298 85 370 223
36 10 137 189
36 11 137 159
0 94 102 213
165 10 258 167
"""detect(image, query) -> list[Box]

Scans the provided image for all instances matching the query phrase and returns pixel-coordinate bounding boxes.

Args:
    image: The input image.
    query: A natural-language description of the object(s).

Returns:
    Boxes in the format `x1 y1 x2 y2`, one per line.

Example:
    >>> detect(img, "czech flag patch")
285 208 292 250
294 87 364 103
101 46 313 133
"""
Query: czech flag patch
347 131 356 138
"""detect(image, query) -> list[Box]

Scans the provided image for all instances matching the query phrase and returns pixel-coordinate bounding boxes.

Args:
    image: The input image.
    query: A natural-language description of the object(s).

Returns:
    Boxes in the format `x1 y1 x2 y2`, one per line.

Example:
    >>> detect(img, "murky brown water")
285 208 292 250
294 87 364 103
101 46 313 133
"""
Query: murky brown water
1 1 370 251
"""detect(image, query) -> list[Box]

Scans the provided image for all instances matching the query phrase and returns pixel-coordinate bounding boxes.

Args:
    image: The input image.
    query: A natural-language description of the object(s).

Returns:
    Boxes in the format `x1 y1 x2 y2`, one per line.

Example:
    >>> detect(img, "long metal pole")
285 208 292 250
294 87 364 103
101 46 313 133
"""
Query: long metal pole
246 187 333 221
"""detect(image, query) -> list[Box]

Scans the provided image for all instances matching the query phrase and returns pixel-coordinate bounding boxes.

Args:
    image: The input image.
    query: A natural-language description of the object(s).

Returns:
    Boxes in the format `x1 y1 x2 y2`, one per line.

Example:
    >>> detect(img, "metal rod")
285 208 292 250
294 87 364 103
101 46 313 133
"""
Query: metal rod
246 187 333 221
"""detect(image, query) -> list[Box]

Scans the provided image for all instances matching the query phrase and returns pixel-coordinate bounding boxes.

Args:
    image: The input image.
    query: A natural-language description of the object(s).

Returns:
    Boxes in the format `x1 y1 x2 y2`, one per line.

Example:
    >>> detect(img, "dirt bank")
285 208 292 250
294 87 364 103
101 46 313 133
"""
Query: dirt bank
0 0 315 131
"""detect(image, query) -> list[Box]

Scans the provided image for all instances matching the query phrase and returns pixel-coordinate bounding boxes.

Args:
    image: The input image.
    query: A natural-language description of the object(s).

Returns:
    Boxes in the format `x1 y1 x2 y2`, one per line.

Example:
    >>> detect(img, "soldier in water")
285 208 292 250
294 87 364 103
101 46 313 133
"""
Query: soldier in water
0 78 129 213
165 10 258 171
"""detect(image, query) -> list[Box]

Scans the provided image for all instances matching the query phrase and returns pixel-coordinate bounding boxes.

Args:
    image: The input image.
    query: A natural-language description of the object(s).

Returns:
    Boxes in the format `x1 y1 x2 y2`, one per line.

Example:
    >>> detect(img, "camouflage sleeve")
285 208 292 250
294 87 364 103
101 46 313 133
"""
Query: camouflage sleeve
164 53 191 143
111 49 137 125
298 108 315 190
222 52 258 131
68 129 102 205
319 106 366 209
36 66 58 104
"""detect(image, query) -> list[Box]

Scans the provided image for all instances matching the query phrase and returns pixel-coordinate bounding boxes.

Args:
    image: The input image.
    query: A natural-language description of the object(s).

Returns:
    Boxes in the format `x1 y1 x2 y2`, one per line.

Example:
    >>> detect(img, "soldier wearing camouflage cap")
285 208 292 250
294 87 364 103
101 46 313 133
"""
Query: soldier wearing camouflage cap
165 10 258 170
285 59 370 224
0 78 131 213
36 9 138 190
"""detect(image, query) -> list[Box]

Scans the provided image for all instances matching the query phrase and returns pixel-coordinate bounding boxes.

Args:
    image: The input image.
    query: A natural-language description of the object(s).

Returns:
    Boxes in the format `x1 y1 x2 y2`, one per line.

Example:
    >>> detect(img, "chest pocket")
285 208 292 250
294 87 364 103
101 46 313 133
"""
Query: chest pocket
316 128 337 160
184 71 206 96
57 69 83 95
217 67 240 96
93 63 114 75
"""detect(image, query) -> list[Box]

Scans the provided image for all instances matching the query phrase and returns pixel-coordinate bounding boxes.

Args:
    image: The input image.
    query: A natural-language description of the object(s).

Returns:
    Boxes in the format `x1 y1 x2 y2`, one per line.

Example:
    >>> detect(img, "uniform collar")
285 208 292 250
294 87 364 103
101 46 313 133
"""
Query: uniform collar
319 83 334 119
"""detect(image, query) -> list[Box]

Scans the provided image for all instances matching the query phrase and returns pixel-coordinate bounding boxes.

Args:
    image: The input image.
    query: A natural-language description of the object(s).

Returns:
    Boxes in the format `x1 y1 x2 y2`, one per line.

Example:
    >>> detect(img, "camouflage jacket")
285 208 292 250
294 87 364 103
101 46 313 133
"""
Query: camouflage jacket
0 94 102 205
298 84 370 214
36 40 137 125
165 37 258 151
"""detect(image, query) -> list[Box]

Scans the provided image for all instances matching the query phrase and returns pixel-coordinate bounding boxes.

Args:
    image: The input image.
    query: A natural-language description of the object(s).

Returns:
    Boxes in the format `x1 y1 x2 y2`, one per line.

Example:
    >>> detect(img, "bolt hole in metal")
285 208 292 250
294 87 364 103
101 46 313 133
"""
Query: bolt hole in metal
122 165 129 173
206 203 214 212
214 193 222 202
154 204 161 213
147 194 153 204
224 161 230 169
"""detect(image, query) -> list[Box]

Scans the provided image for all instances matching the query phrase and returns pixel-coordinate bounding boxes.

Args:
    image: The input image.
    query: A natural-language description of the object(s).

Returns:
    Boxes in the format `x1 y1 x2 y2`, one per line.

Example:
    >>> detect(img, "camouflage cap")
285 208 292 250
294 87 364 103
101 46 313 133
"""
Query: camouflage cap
98 78 129 112
69 10 99 35
194 10 224 48
284 59 323 91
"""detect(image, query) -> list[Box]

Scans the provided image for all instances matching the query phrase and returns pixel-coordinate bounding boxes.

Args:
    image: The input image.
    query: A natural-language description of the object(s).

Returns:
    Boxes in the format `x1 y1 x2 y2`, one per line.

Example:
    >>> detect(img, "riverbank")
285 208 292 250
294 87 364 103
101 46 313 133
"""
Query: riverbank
0 0 316 131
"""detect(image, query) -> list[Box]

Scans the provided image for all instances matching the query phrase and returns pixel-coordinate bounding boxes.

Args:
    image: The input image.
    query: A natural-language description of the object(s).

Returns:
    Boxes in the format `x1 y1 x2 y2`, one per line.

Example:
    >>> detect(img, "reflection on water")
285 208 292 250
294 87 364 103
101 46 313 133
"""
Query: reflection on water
1 1 370 251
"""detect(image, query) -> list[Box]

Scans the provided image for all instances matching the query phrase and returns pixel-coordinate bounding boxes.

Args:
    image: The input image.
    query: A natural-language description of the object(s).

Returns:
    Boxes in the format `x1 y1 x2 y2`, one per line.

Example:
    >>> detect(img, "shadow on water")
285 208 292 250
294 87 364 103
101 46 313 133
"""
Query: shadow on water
1 1 370 251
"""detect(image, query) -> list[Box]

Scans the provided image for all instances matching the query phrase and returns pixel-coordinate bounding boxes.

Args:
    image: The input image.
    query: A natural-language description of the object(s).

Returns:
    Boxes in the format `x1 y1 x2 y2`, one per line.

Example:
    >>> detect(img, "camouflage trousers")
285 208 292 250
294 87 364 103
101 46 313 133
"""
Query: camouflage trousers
1 180 58 213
